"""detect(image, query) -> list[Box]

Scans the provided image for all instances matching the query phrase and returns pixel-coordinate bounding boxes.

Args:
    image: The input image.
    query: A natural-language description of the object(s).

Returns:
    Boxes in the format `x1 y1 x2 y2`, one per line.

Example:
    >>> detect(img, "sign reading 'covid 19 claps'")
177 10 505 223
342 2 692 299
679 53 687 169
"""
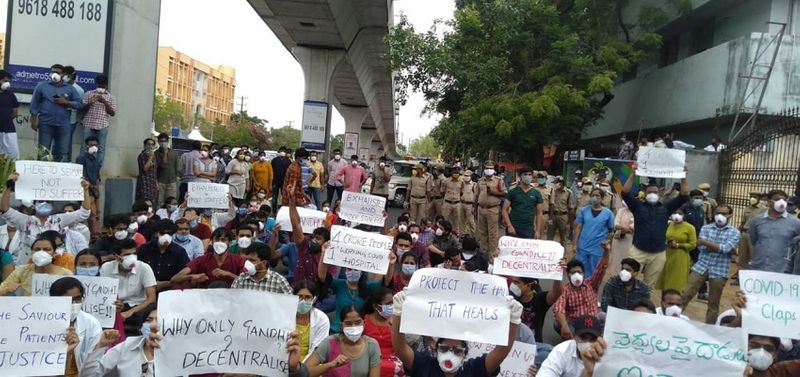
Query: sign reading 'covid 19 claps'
593 307 748 377
15 161 84 201
155 289 297 377
339 191 386 227
635 146 686 179
0 296 72 376
325 225 392 274
492 237 564 280
401 268 510 345
739 270 800 339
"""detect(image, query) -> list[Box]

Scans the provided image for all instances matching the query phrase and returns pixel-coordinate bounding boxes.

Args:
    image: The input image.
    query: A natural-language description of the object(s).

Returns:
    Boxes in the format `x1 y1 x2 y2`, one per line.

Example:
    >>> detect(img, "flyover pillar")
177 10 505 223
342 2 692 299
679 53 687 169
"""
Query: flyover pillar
359 129 377 162
292 47 344 156
337 105 368 159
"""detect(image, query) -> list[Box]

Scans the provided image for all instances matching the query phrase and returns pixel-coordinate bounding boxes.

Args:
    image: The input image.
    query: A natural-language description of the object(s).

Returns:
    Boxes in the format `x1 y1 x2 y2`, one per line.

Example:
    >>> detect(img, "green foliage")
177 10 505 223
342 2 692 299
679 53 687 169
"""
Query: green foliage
269 126 302 150
329 134 344 154
153 92 186 132
407 134 441 158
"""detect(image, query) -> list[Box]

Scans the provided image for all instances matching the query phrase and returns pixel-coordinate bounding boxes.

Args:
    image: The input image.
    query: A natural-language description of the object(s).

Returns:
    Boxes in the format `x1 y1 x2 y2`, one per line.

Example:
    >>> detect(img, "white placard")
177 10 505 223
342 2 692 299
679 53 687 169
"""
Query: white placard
32 274 118 328
594 307 747 377
635 146 686 178
324 225 392 274
492 237 564 280
155 289 298 377
275 206 327 234
0 296 72 376
344 132 359 159
401 268 511 345
188 182 230 209
739 270 800 339
300 101 328 151
15 160 84 201
339 191 386 227
466 341 537 375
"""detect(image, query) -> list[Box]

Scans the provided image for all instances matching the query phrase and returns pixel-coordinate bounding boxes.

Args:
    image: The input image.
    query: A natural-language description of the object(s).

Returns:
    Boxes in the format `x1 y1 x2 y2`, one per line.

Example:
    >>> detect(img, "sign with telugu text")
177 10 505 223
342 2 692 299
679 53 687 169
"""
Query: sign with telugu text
593 307 747 377
188 182 230 209
739 270 800 339
324 225 392 275
492 237 563 280
401 268 511 346
32 274 118 328
15 161 84 201
275 206 327 235
635 146 686 179
155 289 297 377
467 341 537 376
339 191 386 227
0 296 72 376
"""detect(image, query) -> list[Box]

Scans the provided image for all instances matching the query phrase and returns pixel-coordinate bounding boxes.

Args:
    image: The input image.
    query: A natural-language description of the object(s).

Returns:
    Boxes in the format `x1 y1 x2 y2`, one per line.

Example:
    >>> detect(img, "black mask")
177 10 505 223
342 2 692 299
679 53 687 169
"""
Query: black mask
310 241 321 254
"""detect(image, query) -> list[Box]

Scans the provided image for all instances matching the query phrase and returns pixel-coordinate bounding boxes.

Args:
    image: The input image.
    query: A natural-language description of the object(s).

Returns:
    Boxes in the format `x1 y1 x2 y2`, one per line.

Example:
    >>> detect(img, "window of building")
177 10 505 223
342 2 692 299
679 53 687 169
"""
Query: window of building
690 19 715 55
659 35 680 67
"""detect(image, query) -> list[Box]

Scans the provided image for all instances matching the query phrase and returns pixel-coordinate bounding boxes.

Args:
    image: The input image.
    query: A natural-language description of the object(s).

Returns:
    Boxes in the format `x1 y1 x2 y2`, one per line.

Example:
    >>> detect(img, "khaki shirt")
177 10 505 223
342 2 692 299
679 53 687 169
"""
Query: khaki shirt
552 188 573 213
535 186 552 212
430 175 443 197
477 177 505 207
442 179 463 202
371 166 392 195
461 181 477 203
409 175 431 198
602 191 615 211
742 205 768 230
702 198 718 221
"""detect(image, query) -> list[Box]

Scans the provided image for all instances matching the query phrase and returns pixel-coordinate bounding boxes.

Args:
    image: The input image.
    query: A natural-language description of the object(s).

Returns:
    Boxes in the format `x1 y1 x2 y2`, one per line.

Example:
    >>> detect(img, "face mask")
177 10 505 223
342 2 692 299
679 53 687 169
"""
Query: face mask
95 87 107 94
141 322 151 338
583 186 592 193
379 162 386 167
396 247 411 256
158 234 173 246
159 142 169 148
257 192 266 199
76 266 99 276
402 264 417 277
334 154 341 160
237 208 247 216
35 202 53 216
576 341 593 354
410 233 419 242
750 197 759 206
537 178 546 185
32 250 53 267
462 251 475 261
664 305 682 317
50 72 62 82
645 193 659 204
462 175 471 182
690 198 703 207
619 270 633 283
577 182 583 188
309 241 322 254
136 215 148 224
213 156 220 162
714 214 728 226
212 241 228 255
351 161 358 166
174 233 189 242
188 219 199 229
309 156 317 162
483 168 495 177
122 254 137 270
322 206 330 212
63 75 73 84
398 224 408 233
435 228 445 237
237 155 245 161
200 151 209 158
343 325 364 342
378 304 393 319
520 176 532 185
774 199 787 213
590 197 601 206
509 283 522 297
70 303 82 322
244 260 257 276
671 213 683 222
702 190 710 197
749 348 774 371
223 148 230 154
255 155 265 162
238 236 252 249
279 151 286 157
345 270 362 283
570 272 583 287
437 351 464 373
297 299 314 314
86 145 99 155
1 82 10 91
168 204 178 212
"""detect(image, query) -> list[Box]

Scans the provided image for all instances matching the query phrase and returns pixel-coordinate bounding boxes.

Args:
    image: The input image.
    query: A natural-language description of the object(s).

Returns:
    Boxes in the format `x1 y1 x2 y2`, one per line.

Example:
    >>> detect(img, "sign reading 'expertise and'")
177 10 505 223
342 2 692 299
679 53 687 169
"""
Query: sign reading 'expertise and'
739 270 800 339
0 296 72 376
275 206 327 235
188 182 230 209
32 274 118 328
155 289 298 377
467 341 537 376
15 161 84 201
339 191 387 227
401 268 511 345
593 307 748 377
325 225 392 275
635 146 686 179
492 237 564 280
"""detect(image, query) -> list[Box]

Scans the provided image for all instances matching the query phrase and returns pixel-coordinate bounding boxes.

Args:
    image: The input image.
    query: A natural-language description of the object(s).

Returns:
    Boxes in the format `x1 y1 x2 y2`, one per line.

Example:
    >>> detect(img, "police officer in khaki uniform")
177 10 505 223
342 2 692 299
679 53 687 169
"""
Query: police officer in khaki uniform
698 183 717 223
737 191 767 271
405 164 431 223
460 169 477 236
576 177 593 208
476 160 505 251
534 171 553 240
549 176 573 246
441 167 463 231
428 167 445 219
598 181 616 212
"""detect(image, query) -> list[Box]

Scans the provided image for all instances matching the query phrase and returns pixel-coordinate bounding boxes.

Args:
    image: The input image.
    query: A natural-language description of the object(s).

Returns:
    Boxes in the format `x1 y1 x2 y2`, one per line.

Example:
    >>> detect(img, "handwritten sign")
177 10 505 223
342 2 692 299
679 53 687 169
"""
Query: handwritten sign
467 341 536 376
339 191 386 227
594 307 747 377
32 274 119 328
635 146 686 179
739 270 800 338
188 182 230 209
155 289 297 377
324 225 392 274
401 268 510 345
275 206 327 234
15 160 84 201
492 237 564 280
0 296 71 376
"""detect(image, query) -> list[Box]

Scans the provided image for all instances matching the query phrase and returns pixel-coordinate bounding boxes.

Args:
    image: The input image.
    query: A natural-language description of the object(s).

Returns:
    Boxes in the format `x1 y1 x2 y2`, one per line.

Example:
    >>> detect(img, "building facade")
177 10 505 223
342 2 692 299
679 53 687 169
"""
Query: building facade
156 46 236 124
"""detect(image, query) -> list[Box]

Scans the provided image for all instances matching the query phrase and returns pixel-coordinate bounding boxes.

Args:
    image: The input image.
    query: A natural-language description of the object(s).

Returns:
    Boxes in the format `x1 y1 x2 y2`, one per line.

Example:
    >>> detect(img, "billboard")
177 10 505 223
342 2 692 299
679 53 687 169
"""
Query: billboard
300 100 329 151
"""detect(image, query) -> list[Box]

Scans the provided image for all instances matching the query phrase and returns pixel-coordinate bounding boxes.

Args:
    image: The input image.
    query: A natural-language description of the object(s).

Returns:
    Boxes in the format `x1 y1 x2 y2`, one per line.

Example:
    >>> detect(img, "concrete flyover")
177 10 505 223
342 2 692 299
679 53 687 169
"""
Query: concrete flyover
246 0 400 160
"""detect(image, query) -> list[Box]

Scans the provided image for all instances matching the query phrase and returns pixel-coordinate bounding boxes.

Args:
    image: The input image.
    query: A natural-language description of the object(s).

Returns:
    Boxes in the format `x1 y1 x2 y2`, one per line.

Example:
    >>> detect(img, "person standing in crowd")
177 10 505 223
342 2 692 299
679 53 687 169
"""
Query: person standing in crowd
284 148 313 208
177 141 202 204
326 148 347 203
534 171 553 239
600 258 650 312
371 156 393 203
0 70 20 158
575 177 593 209
271 146 292 213
308 151 325 210
232 242 292 293
226 149 250 206
77 136 103 237
656 208 696 291
335 154 368 193
155 133 179 206
192 145 218 183
29 64 83 162
136 219 188 292
736 191 766 274
550 176 573 247
0 237 73 296
62 66 84 162
476 160 506 251
681 204 740 324
171 227 244 288
81 74 116 168
406 163 431 224
428 167 444 219
573 188 614 278
251 151 274 200
750 189 800 273
503 167 542 240
135 138 158 203
460 169 477 236
621 165 688 287
441 167 463 232
553 242 609 340
608 197 634 273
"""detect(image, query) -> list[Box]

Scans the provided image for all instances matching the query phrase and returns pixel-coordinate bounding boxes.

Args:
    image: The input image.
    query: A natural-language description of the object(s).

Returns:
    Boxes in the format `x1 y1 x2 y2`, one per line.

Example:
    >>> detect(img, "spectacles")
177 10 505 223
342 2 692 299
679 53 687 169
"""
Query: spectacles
437 345 466 356
749 343 777 353
298 295 314 300
342 320 363 327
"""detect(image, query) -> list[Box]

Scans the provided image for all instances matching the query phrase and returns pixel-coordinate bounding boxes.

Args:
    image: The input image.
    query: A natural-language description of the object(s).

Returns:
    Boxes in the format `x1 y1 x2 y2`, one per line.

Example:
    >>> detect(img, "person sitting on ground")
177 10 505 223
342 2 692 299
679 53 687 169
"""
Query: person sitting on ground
537 315 604 377
231 242 292 294
553 243 610 340
460 236 489 272
99 239 156 335
655 289 689 320
631 300 657 314
600 257 650 312
0 236 73 296
170 227 245 288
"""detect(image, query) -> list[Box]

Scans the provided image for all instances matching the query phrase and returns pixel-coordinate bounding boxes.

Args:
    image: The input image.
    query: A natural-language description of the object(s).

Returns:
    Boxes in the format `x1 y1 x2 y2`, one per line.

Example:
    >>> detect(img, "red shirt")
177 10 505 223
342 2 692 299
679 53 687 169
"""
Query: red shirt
190 223 212 240
187 252 246 287
552 257 608 321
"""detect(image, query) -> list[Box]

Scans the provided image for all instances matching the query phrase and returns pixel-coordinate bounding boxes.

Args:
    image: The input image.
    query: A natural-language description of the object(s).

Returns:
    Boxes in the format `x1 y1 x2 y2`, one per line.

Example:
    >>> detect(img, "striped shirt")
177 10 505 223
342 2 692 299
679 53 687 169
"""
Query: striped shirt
231 270 292 294
691 223 740 279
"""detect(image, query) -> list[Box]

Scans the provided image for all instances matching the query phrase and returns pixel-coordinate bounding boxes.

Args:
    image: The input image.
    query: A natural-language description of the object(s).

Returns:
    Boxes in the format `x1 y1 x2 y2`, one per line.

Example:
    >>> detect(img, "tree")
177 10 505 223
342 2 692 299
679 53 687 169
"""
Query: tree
408 134 441 158
153 92 186 132
329 134 344 153
387 0 690 166
269 125 302 150
231 111 268 128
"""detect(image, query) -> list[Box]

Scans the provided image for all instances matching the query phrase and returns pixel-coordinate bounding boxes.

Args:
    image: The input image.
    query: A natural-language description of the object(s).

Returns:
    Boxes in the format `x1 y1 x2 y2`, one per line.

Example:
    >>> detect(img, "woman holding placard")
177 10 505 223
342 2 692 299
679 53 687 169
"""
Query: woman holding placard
305 305 382 377
0 237 72 296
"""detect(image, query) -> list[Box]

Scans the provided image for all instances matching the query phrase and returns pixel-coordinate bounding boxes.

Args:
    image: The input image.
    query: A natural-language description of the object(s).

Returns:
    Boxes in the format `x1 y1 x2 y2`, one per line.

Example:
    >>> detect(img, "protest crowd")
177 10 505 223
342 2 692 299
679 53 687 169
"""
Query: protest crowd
4 66 800 377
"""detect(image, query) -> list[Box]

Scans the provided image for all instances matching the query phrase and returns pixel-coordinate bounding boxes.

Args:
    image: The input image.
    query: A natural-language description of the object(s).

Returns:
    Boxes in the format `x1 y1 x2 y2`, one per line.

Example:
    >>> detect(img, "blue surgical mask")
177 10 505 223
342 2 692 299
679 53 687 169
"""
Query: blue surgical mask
141 322 151 337
76 266 99 276
591 197 601 205
378 304 393 319
189 219 198 229
174 233 189 242
35 202 53 216
168 204 178 212
537 178 546 185
297 299 314 314
521 176 533 185
237 208 247 216
345 270 362 283
402 264 417 277
692 199 703 207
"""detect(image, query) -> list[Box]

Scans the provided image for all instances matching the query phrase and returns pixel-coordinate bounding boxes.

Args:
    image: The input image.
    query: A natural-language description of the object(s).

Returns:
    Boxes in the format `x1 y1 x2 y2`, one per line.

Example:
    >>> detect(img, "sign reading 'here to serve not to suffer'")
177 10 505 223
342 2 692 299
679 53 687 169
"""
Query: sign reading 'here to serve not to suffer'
324 225 393 274
188 182 230 209
339 191 386 227
15 161 84 201
492 236 564 280
635 146 686 179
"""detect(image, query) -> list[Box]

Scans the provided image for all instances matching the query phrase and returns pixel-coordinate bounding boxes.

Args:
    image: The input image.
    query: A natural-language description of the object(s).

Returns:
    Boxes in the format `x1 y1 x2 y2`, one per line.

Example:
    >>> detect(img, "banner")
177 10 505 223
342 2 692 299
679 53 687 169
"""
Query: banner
0 296 72 376
324 225 392 274
275 206 327 234
635 146 686 179
15 161 84 201
492 237 563 280
401 268 511 345
188 182 230 209
740 270 800 339
32 274 118 328
300 101 329 151
155 289 297 377
593 307 747 377
339 191 386 227
466 341 536 375
582 158 639 195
